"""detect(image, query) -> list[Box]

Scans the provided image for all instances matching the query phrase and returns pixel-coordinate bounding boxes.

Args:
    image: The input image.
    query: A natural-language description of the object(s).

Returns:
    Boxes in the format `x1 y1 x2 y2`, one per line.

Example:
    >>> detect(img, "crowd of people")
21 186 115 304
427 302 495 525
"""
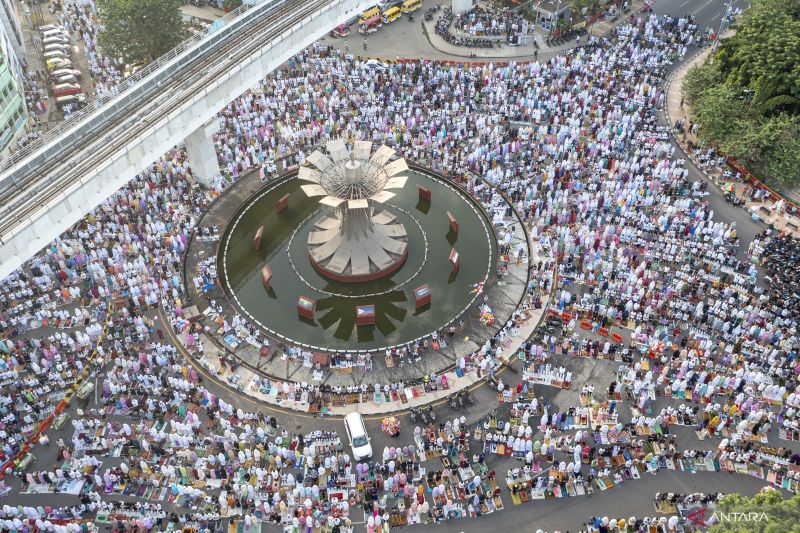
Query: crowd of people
453 6 531 41
435 7 497 48
0 8 798 533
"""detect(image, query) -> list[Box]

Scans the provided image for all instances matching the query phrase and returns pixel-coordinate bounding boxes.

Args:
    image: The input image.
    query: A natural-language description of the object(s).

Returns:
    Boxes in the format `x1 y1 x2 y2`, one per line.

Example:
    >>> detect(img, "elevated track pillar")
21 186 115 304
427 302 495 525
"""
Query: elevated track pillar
184 120 221 189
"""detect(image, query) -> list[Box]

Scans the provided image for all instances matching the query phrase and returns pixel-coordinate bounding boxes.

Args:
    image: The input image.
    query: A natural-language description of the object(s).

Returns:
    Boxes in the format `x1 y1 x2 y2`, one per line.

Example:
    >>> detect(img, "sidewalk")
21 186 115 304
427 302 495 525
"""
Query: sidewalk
664 45 800 237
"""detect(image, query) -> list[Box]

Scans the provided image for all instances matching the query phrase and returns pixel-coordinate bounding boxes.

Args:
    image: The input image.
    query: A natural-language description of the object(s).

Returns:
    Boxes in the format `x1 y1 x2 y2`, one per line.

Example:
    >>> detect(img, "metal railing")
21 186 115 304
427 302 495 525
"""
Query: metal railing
0 2 254 173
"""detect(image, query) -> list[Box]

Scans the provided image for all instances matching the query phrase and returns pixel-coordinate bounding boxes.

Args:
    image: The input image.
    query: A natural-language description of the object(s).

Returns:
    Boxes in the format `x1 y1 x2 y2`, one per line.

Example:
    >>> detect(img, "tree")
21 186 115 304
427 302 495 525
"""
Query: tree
98 0 188 66
692 85 748 146
715 0 800 116
762 114 800 186
707 490 800 533
680 0 800 187
681 62 722 106
571 0 601 18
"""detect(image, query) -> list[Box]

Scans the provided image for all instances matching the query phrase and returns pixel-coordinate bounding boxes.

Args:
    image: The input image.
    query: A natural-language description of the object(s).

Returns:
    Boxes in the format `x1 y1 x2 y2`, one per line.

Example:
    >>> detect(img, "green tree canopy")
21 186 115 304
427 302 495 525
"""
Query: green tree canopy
682 61 722 107
708 490 800 533
571 0 601 18
715 0 800 115
680 0 800 186
98 0 188 66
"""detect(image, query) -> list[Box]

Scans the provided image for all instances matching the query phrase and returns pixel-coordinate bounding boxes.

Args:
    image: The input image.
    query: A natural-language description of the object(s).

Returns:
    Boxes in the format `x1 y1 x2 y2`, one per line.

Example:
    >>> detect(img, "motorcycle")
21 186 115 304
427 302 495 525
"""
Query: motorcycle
419 407 429 424
449 394 458 409
427 404 436 421
462 388 473 404
409 407 418 423
458 391 466 408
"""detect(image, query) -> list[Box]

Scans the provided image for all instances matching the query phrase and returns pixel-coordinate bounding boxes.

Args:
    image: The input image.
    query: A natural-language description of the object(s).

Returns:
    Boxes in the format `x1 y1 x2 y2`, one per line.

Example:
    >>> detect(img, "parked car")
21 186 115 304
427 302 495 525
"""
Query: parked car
55 93 87 111
330 24 351 37
49 68 81 82
343 413 373 460
51 83 81 97
53 73 78 85
44 43 70 53
43 49 67 60
46 57 73 70
377 0 403 9
42 36 69 45
41 28 68 40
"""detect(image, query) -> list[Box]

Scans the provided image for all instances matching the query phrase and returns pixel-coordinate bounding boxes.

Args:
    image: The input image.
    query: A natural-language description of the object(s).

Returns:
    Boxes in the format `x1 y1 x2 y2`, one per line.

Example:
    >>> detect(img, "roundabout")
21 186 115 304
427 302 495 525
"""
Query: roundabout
217 144 505 354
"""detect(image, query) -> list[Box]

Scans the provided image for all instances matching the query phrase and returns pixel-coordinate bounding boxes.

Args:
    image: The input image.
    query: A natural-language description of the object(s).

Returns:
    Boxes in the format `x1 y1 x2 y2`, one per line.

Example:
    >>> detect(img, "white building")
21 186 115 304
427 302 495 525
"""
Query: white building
0 0 25 69
0 1 28 156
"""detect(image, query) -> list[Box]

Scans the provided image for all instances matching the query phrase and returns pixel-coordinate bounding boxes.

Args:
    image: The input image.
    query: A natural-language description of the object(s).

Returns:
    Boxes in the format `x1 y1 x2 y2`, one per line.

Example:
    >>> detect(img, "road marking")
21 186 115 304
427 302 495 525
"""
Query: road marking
690 0 718 17
680 0 691 6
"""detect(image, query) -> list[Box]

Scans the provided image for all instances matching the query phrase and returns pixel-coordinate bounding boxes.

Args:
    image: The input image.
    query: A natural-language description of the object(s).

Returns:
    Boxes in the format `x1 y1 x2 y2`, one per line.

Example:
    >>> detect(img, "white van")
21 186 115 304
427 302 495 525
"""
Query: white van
42 28 69 40
343 412 372 460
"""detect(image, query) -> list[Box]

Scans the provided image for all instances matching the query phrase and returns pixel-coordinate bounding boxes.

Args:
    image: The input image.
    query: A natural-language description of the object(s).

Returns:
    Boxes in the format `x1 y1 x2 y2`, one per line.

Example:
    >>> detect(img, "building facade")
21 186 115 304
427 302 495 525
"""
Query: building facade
0 1 27 157
0 0 24 64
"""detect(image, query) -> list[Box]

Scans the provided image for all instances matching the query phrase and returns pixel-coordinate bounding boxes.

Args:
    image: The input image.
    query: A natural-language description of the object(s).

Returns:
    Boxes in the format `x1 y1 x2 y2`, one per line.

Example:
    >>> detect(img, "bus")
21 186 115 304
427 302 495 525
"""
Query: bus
382 6 401 23
401 0 421 13
358 14 383 33
358 6 381 23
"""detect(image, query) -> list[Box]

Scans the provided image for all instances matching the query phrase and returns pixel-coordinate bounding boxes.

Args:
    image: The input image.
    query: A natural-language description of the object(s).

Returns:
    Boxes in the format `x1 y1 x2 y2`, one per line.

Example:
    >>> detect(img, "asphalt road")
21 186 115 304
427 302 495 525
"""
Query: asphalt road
430 470 771 533
653 0 762 261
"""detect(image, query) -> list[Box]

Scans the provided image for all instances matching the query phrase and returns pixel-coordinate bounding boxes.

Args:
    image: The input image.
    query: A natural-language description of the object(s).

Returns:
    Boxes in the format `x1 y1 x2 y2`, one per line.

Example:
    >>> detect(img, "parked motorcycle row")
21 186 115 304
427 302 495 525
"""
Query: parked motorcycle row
545 26 587 47
423 3 440 22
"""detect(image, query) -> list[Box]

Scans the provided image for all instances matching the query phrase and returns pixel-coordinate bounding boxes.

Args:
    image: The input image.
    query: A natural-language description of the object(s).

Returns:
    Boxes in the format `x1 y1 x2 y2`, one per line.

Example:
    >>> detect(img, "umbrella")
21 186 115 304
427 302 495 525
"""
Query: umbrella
381 416 400 436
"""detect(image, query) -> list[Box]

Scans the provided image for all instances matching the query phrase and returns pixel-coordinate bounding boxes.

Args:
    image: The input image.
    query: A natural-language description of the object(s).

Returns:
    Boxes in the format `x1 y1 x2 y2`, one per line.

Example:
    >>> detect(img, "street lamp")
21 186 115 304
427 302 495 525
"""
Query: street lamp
712 0 733 53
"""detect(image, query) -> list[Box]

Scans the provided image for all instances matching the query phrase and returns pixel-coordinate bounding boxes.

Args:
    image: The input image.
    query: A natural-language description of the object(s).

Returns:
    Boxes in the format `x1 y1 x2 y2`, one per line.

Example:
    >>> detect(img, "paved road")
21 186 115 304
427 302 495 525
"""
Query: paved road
653 0 761 261
430 470 771 533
